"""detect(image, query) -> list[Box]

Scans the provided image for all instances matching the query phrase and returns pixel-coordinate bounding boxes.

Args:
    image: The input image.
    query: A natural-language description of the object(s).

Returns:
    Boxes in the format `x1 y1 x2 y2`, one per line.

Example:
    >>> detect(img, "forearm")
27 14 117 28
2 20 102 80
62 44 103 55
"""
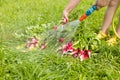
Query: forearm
64 0 81 13
101 0 119 33
116 17 120 35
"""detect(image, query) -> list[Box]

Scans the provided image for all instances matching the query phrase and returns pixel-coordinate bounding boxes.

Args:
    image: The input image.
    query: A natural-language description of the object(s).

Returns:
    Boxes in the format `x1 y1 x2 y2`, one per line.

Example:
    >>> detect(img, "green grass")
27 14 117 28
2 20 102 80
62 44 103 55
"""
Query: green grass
0 0 120 80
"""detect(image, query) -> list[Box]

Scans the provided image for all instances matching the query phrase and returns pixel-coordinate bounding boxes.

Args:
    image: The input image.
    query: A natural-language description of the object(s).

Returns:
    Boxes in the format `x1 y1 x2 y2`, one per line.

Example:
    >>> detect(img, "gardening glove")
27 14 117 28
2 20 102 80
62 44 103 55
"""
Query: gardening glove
95 0 110 10
107 35 118 46
97 30 108 39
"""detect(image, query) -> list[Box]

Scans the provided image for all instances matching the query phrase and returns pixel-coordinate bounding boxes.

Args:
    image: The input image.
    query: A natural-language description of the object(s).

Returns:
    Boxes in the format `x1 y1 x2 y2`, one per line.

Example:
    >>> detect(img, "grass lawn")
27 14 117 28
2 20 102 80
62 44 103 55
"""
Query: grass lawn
0 0 120 80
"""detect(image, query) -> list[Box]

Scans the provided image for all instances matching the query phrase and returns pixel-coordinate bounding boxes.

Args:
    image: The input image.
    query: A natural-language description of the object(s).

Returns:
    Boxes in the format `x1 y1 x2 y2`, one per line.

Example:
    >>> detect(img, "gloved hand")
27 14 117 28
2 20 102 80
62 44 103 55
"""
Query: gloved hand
97 30 108 39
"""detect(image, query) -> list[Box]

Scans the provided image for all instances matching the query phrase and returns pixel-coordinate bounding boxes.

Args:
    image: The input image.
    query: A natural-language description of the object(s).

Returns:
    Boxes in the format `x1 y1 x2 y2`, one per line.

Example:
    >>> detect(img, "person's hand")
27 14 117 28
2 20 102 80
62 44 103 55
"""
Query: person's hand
62 10 69 24
95 0 110 10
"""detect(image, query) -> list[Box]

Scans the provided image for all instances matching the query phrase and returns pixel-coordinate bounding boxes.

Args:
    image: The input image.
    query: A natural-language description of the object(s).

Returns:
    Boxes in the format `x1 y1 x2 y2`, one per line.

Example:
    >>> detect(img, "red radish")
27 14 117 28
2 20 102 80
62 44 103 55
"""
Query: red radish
58 38 64 42
63 18 68 23
52 26 57 30
80 50 90 61
25 37 38 48
41 44 46 49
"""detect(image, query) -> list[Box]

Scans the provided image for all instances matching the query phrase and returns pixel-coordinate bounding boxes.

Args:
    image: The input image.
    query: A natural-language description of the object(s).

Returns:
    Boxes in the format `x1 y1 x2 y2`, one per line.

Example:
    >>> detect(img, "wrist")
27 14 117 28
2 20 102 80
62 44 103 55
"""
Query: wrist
63 8 71 13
